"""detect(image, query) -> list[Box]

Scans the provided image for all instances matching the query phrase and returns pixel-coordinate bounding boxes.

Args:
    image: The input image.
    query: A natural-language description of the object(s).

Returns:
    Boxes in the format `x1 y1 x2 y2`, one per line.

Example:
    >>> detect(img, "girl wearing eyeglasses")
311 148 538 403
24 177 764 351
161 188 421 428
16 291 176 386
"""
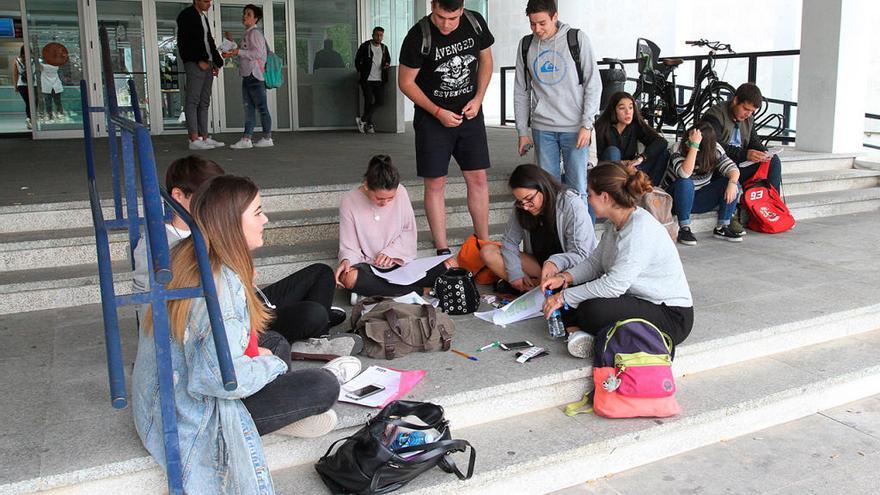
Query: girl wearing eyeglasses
480 163 597 294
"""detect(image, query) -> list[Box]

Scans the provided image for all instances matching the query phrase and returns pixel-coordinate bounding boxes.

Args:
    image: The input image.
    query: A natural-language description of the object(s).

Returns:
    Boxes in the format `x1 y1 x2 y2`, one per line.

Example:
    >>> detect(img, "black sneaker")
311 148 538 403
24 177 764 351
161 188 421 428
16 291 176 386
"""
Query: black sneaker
677 226 697 246
436 248 452 256
713 225 744 242
328 306 347 328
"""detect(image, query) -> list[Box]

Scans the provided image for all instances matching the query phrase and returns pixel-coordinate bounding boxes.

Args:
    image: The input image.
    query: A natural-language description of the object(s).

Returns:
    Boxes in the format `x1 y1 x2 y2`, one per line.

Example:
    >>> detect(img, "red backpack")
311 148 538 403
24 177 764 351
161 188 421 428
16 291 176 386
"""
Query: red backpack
741 160 795 233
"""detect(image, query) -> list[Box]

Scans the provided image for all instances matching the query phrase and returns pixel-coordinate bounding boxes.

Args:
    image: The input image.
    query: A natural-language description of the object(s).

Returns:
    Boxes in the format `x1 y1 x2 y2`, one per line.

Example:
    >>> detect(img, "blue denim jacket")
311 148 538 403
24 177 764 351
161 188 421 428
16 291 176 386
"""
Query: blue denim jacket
132 265 287 494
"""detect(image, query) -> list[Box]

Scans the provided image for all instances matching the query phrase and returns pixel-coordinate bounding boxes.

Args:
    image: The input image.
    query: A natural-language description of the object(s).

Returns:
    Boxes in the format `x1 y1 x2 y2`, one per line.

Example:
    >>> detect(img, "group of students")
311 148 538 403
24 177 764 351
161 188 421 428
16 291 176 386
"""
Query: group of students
131 1 785 493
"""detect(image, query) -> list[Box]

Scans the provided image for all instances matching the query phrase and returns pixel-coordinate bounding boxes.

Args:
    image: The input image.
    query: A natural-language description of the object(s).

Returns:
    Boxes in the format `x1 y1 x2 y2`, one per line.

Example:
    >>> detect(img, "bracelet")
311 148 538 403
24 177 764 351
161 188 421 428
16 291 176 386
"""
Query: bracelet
687 140 700 150
433 107 442 119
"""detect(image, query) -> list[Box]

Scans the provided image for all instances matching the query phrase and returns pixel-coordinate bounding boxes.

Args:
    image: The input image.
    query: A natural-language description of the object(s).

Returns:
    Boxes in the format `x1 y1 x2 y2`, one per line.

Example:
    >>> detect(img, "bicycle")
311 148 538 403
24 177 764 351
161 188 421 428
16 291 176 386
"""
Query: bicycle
633 38 736 136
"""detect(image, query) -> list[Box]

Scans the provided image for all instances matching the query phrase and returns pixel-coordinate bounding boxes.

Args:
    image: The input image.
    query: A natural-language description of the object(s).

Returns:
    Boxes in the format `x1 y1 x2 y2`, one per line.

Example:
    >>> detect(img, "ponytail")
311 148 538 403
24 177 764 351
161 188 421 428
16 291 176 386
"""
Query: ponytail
589 161 652 208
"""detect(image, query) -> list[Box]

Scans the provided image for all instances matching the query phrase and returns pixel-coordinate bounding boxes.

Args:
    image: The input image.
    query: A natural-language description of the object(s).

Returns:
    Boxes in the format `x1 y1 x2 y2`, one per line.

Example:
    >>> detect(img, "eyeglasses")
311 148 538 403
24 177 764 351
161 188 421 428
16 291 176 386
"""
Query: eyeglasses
513 190 540 209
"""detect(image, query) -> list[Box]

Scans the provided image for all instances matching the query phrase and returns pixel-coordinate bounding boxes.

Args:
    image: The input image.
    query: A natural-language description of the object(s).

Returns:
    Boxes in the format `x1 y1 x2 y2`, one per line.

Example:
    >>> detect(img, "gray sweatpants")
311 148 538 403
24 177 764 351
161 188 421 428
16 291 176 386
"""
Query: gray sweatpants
184 61 213 137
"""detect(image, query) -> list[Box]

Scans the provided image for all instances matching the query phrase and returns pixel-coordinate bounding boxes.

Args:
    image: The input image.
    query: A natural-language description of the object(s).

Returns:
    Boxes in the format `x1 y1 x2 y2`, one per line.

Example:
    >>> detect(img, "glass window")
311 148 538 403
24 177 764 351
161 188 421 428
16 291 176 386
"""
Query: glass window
465 0 488 20
369 0 413 64
96 0 149 125
294 0 358 128
155 1 188 130
273 1 290 129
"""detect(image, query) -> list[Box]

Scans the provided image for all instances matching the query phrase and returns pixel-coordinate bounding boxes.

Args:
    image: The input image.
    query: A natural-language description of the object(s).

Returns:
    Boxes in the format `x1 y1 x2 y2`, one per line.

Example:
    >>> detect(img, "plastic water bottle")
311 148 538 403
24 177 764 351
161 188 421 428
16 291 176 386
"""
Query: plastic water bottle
545 290 565 339
389 430 434 451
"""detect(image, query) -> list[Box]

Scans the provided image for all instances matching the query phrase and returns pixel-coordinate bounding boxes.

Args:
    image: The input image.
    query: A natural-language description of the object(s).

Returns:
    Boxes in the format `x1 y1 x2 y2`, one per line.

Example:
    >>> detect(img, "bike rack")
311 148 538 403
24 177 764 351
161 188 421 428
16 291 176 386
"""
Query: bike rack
82 26 238 494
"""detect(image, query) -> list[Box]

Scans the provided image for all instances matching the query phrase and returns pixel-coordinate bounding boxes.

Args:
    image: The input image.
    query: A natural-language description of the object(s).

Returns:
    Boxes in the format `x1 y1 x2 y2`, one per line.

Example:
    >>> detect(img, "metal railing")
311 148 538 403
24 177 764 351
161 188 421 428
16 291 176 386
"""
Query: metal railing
501 46 879 149
83 26 237 495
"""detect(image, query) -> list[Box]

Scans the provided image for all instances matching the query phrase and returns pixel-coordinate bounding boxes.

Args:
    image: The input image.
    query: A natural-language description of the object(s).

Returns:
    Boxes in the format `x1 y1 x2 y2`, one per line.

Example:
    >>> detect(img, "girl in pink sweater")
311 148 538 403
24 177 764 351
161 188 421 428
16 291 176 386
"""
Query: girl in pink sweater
335 155 454 300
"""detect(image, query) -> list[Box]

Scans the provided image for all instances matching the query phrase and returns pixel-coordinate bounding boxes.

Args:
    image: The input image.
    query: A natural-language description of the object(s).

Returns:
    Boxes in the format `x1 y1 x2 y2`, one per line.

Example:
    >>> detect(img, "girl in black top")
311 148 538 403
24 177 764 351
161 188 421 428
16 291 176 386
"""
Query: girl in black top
595 92 669 186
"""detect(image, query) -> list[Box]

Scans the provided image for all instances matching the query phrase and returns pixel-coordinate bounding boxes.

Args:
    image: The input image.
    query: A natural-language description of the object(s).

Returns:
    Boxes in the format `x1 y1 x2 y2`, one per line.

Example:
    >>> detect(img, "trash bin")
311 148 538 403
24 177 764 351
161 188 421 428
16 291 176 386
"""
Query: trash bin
599 58 626 112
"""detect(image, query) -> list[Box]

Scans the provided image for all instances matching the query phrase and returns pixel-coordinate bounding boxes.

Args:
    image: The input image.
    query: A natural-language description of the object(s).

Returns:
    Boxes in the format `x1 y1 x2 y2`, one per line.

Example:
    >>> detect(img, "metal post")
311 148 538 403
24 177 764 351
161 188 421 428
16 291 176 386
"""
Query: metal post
500 68 507 126
132 125 172 286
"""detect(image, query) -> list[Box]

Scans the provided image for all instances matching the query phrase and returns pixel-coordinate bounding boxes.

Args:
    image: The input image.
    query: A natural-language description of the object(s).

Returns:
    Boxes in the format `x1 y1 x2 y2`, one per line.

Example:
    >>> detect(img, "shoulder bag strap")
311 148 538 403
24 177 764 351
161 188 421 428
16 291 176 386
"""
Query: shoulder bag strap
425 304 451 351
393 438 476 480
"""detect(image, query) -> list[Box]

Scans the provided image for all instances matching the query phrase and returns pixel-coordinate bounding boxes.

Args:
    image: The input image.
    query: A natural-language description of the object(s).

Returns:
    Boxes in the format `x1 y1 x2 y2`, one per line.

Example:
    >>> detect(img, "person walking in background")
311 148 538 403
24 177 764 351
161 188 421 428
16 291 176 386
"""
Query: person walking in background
514 0 602 212
224 4 274 149
177 0 225 151
398 0 495 256
14 46 32 130
354 27 391 134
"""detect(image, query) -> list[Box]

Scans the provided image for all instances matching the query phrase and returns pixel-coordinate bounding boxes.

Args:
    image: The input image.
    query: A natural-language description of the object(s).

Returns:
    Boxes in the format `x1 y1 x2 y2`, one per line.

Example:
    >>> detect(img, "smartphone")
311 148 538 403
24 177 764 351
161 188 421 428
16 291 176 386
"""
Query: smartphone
500 341 533 351
345 384 385 400
519 142 533 156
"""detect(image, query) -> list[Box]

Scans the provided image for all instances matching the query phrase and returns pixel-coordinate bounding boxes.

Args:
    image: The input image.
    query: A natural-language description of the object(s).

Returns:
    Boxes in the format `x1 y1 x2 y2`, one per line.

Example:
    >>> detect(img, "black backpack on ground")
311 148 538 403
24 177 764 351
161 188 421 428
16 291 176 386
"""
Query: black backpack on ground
315 400 476 494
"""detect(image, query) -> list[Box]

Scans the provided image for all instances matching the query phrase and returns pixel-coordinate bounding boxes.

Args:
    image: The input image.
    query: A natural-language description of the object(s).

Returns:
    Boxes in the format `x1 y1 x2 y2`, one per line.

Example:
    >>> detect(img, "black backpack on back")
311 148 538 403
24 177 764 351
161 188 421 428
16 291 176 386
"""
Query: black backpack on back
418 9 483 57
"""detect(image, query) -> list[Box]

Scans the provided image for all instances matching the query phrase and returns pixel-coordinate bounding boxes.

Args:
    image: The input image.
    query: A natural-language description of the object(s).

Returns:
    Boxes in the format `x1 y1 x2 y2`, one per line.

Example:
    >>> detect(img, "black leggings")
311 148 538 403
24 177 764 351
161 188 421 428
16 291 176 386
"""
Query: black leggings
243 329 340 435
260 264 336 342
351 262 448 297
17 86 31 119
562 295 693 349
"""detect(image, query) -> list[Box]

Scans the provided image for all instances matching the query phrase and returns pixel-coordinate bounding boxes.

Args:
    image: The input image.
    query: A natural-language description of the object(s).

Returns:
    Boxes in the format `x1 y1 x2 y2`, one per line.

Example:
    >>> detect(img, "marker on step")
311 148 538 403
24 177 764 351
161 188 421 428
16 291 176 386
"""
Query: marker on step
451 349 478 361
476 341 500 352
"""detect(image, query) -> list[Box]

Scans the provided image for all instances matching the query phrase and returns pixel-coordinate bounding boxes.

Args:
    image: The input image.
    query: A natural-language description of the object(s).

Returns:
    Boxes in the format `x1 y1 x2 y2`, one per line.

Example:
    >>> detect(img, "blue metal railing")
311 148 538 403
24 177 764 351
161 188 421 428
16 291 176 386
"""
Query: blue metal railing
83 26 237 494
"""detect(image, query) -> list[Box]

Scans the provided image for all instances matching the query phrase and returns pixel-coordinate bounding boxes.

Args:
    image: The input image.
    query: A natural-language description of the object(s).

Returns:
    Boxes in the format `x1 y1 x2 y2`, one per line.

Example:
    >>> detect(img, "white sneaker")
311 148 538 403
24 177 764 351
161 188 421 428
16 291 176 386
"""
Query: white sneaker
188 139 213 150
279 409 338 438
366 124 375 134
355 117 365 134
26 118 32 130
230 137 253 150
254 137 274 148
322 356 362 385
350 292 359 306
567 331 595 360
205 137 225 148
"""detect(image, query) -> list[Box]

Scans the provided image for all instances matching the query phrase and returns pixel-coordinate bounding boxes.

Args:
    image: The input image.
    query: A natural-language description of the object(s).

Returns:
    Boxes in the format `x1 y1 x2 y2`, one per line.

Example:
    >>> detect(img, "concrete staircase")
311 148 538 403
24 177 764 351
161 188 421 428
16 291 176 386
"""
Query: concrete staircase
0 150 877 317
1 149 880 494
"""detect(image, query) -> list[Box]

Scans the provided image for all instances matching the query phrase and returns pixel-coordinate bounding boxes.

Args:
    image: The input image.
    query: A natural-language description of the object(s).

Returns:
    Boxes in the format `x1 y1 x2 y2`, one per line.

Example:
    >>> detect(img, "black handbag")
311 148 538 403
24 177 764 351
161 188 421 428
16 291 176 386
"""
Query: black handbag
433 268 480 315
314 401 476 494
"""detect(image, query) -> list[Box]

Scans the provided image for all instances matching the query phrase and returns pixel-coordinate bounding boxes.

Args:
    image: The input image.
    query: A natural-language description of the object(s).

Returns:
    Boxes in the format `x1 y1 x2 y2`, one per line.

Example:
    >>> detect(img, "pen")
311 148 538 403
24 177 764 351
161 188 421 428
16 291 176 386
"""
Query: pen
476 341 500 352
451 349 478 361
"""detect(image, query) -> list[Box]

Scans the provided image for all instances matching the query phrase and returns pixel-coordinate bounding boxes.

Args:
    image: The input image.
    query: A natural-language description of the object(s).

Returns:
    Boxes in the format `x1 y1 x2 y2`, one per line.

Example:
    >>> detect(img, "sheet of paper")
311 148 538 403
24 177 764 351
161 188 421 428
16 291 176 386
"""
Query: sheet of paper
369 255 450 286
737 146 783 168
475 286 545 327
337 365 426 408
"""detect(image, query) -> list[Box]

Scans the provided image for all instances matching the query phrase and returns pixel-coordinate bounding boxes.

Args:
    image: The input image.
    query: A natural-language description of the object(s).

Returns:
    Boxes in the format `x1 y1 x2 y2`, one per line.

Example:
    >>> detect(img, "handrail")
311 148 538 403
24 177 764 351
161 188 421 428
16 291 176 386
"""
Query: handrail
81 25 239 494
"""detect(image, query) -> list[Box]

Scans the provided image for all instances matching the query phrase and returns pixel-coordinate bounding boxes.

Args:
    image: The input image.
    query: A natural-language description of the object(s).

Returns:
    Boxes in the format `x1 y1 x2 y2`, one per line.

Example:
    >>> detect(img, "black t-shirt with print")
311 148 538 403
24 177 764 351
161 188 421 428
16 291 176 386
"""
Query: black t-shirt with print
399 10 494 115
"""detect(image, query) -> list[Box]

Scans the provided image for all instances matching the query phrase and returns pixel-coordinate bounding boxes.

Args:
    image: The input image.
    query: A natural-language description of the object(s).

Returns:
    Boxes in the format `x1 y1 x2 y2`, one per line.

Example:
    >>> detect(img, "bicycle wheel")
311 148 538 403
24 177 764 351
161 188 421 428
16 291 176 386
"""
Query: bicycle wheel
693 81 736 122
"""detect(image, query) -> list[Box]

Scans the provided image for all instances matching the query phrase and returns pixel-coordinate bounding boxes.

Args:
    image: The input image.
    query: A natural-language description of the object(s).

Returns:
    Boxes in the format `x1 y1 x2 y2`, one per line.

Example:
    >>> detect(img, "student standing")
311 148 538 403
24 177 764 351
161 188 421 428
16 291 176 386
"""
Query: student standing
398 0 494 255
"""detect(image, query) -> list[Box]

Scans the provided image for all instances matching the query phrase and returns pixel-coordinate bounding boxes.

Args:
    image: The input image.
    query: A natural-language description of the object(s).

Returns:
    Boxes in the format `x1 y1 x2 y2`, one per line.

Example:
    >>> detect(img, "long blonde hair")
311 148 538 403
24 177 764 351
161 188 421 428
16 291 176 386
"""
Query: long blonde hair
145 175 273 342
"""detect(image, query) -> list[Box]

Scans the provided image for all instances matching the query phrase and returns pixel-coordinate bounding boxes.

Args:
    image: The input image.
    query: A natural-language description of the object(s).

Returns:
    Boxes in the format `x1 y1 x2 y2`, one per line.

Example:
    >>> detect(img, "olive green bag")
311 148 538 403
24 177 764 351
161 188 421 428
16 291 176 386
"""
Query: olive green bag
351 297 455 360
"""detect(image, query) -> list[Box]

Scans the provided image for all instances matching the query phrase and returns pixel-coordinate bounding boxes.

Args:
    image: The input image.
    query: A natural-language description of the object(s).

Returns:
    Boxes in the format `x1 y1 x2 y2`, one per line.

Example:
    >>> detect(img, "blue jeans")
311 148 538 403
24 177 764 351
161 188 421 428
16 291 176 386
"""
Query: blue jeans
243 75 271 137
600 146 670 187
532 129 593 220
672 175 742 226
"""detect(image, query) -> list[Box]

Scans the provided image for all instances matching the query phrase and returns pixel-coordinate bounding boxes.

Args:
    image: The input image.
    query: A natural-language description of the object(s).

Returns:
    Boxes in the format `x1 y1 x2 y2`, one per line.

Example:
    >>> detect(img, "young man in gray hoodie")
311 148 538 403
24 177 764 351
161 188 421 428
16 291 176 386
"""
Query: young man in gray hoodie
514 0 601 207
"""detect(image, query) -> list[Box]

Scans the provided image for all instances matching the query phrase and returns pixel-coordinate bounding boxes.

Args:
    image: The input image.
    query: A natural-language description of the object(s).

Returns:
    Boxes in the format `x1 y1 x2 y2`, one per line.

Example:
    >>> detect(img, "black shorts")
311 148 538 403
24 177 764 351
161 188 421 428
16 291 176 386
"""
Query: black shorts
413 107 491 178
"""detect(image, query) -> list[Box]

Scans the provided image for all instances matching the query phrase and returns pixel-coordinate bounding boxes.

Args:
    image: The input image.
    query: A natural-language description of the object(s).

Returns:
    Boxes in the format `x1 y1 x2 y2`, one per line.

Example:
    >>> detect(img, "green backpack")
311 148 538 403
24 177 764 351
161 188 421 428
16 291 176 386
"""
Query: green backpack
264 40 283 89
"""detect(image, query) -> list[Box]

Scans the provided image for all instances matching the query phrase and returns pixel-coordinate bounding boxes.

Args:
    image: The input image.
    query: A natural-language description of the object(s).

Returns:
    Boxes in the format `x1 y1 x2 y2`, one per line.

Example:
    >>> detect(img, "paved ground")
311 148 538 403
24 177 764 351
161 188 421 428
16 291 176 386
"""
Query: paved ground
554 394 880 495
0 126 520 207
1 212 879 486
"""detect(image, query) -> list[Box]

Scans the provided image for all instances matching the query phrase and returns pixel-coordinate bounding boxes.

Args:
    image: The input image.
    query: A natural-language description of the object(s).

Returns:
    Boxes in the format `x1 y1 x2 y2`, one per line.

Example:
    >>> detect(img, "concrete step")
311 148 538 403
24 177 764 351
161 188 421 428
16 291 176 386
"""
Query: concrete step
270 330 880 495
782 168 880 195
14 304 880 494
2 185 879 315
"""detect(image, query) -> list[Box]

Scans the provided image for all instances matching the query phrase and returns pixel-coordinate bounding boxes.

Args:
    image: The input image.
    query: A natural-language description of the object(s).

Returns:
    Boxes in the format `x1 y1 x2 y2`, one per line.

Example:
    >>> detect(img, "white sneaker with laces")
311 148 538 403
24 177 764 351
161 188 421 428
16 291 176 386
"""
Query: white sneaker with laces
254 137 274 148
567 331 595 359
322 356 362 384
188 139 213 150
230 137 253 149
355 117 366 134
205 137 225 148
279 409 338 438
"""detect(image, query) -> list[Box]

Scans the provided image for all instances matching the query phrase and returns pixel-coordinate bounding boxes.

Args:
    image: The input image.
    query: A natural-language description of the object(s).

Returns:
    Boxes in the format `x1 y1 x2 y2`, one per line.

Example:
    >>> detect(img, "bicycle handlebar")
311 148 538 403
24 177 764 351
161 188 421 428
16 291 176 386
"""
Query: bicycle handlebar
685 39 734 53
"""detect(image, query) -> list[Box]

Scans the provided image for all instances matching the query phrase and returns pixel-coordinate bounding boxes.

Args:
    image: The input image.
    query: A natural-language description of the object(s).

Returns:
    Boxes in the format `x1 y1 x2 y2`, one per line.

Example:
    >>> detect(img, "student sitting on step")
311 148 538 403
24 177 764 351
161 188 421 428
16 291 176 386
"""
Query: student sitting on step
542 162 693 359
132 155 353 357
594 91 670 187
133 175 362 494
665 121 743 246
335 154 456 302
480 164 596 294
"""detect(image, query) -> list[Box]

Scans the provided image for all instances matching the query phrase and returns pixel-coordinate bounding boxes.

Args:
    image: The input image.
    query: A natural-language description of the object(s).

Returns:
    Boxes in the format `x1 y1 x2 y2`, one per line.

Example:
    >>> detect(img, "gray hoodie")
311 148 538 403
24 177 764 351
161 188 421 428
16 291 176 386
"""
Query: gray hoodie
514 22 602 136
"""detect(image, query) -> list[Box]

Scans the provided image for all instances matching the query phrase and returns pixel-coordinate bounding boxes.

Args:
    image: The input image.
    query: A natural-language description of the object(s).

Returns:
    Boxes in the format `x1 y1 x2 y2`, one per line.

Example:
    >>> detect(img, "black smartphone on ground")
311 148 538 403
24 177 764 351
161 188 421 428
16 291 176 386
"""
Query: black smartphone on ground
345 384 385 400
500 341 533 351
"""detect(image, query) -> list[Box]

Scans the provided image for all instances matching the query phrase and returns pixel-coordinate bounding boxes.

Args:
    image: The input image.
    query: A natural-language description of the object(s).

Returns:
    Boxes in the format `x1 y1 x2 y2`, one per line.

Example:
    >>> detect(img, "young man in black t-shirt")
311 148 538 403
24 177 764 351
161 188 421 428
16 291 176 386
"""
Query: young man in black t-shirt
398 0 495 254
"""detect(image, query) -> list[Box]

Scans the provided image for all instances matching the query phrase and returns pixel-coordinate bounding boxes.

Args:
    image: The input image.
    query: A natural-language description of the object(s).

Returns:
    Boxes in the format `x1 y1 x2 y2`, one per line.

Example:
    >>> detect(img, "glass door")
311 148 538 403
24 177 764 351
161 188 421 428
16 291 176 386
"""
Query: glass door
153 0 191 133
23 0 86 137
93 0 150 125
293 0 358 129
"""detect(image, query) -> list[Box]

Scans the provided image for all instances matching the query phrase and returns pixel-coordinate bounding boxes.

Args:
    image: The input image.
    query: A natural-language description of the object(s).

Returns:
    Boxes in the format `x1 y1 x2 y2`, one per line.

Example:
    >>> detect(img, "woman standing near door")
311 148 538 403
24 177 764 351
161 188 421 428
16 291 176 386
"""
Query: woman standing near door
224 4 273 149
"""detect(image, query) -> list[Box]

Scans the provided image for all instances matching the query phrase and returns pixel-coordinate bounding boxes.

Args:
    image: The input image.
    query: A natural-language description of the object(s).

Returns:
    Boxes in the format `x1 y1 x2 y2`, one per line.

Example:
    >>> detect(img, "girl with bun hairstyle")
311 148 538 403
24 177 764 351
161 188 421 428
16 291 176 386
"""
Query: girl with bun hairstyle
335 155 455 301
541 162 694 358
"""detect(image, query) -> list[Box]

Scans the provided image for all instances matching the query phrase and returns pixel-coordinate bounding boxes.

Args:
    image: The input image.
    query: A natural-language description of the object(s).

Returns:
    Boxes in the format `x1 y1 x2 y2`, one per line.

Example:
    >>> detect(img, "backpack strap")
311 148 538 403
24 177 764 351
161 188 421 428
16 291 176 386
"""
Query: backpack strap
418 15 432 57
520 34 534 89
567 28 584 85
462 9 483 36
